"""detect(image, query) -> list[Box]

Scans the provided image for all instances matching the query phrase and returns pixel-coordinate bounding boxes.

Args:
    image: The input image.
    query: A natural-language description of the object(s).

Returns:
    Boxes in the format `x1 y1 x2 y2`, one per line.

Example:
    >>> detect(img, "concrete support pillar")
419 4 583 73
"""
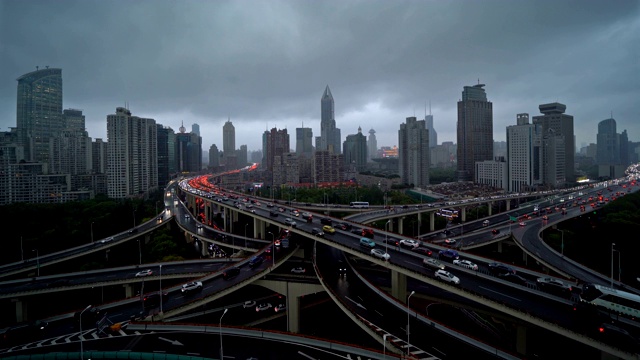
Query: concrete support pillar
417 213 422 235
390 269 408 302
398 218 404 235
506 201 511 211
12 298 26 323
123 284 134 298
461 207 466 223
429 212 435 232
522 251 528 265
388 219 394 232
256 218 266 239
516 324 527 355
285 282 300 333
488 202 493 216
497 241 503 254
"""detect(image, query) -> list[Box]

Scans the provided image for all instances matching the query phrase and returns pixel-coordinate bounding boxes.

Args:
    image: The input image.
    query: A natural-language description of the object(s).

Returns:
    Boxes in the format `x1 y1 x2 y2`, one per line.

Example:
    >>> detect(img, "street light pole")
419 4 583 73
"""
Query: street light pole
138 239 142 265
268 232 275 266
611 243 615 287
219 308 228 360
407 290 415 355
32 249 39 276
159 264 163 314
79 304 92 360
383 333 390 359
91 222 94 243
385 220 391 254
244 223 248 249
559 229 565 255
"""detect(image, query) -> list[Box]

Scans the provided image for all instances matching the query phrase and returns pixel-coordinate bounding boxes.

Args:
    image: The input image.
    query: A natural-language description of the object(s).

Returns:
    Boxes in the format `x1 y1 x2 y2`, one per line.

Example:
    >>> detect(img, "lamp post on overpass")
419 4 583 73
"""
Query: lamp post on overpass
407 290 415 355
611 243 615 287
268 232 275 266
383 333 390 359
79 304 92 360
558 229 565 256
244 223 249 249
219 308 228 360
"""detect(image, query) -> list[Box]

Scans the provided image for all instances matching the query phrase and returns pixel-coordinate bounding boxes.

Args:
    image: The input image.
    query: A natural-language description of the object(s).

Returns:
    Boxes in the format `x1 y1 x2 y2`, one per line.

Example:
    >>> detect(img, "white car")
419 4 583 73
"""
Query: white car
135 269 153 277
284 218 297 227
423 258 445 270
291 267 306 274
453 259 478 271
242 300 256 308
274 303 286 312
444 238 457 245
370 248 391 261
256 303 273 312
399 239 420 248
181 281 203 293
435 269 460 285
100 237 114 244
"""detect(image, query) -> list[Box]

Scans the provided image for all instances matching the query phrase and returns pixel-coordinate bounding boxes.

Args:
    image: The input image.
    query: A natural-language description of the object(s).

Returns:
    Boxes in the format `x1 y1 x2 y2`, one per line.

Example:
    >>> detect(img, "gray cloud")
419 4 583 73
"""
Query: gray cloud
1 0 638 151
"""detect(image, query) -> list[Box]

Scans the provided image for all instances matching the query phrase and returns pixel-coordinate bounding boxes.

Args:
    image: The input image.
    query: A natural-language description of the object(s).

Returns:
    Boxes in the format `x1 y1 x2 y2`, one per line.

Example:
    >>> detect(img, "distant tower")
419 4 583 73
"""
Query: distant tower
367 128 377 161
223 119 236 168
425 102 437 148
343 126 367 171
532 102 575 185
399 117 430 188
457 84 493 182
192 123 200 136
296 125 313 158
319 85 341 154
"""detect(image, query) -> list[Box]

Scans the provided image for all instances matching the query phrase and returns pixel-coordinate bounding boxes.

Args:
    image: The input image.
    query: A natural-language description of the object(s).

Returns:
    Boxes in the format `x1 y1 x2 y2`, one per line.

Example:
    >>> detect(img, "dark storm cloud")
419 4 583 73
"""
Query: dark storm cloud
1 0 638 150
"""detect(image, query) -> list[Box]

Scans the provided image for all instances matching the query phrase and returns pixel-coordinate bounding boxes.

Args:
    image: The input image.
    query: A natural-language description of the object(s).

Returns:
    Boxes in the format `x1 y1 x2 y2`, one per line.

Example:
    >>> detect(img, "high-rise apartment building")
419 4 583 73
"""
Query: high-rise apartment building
296 126 313 158
596 118 628 179
319 86 341 154
343 127 368 172
209 144 220 168
314 150 344 183
91 138 107 174
16 67 64 164
398 116 430 188
532 102 575 186
367 129 377 162
106 107 158 199
157 125 176 187
506 113 542 192
456 84 493 182
264 128 290 172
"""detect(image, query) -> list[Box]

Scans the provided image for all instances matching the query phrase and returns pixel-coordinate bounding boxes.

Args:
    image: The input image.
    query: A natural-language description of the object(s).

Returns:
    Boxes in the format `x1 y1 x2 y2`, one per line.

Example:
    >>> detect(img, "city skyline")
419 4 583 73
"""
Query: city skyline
1 0 638 152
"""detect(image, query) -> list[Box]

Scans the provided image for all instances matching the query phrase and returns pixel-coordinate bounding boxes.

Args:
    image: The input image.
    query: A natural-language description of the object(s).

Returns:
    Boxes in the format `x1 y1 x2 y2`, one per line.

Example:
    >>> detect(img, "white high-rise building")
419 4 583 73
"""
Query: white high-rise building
106 107 158 199
506 113 542 192
398 116 430 188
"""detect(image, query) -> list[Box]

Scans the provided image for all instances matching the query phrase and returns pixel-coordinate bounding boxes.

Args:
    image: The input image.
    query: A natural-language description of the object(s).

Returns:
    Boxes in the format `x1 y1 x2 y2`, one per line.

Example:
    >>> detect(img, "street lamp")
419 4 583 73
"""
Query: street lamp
244 223 249 249
384 220 391 254
219 308 228 359
91 222 94 243
268 232 275 266
407 290 415 355
558 229 565 255
383 333 390 359
32 249 39 276
79 304 92 360
611 243 615 287
137 239 142 265
159 264 163 314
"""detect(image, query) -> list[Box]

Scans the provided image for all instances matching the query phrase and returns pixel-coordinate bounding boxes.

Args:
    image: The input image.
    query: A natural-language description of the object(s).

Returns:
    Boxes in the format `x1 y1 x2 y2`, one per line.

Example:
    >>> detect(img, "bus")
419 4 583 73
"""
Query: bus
437 209 459 219
349 201 369 209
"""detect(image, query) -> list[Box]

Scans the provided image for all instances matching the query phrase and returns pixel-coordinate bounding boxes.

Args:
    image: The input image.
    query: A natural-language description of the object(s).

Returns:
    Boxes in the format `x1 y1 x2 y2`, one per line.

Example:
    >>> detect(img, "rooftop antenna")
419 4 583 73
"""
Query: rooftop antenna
477 78 480 84
36 66 39 71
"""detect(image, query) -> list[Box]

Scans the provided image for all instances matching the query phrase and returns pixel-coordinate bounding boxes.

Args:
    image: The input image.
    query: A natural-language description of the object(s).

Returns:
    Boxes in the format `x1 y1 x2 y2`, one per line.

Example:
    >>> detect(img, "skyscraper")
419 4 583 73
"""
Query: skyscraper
398 116 430 188
425 114 437 148
176 124 202 173
506 113 542 192
343 127 368 172
192 123 200 136
596 118 627 179
319 86 341 154
106 107 158 199
223 119 236 169
296 126 313 158
532 102 575 185
456 84 493 182
367 129 377 162
16 67 63 163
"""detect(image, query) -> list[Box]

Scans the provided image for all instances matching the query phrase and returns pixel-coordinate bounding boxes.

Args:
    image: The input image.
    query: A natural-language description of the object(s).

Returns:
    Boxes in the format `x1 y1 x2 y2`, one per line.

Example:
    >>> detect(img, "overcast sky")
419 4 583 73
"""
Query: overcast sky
1 0 638 153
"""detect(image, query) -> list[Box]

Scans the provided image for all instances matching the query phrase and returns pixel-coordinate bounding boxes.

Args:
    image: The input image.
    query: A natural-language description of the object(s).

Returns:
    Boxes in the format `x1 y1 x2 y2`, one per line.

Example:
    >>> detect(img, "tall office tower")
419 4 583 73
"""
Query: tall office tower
314 150 344 183
157 125 176 187
209 144 220 168
16 67 63 164
63 109 85 131
398 116 430 188
367 129 377 162
456 84 493 182
296 126 314 158
91 138 107 174
0 130 23 205
238 144 248 167
106 107 158 199
532 102 575 185
264 128 290 172
425 114 437 148
319 86 341 154
192 123 200 136
343 126 368 172
596 118 627 179
176 123 202 173
506 113 543 192
223 119 235 156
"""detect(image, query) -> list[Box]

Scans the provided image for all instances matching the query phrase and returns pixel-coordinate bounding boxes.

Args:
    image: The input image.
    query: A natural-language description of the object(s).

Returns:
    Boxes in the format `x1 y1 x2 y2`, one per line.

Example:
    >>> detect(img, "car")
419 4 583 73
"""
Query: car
399 239 420 249
100 237 114 244
248 255 264 268
291 267 306 274
301 212 313 220
351 227 362 235
519 222 526 226
269 211 279 217
453 259 478 271
222 267 241 280
438 249 459 262
359 237 376 248
499 272 528 286
322 225 336 234
383 238 399 246
434 269 460 285
596 322 640 352
266 203 274 207
488 262 516 275
444 238 457 245
361 228 375 239
423 258 445 270
274 303 287 312
196 224 203 229
135 269 153 277
483 220 490 226
181 281 203 294
370 248 391 261
242 300 257 308
337 222 352 230
537 277 572 296
411 247 433 256
491 229 500 235
256 303 273 312
128 228 138 234
320 217 333 225
311 228 324 237
284 218 297 227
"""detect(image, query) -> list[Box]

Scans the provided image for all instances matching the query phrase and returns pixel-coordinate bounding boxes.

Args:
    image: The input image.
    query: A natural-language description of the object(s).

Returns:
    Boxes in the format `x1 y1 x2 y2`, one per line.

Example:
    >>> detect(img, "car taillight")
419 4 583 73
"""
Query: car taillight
599 327 605 333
